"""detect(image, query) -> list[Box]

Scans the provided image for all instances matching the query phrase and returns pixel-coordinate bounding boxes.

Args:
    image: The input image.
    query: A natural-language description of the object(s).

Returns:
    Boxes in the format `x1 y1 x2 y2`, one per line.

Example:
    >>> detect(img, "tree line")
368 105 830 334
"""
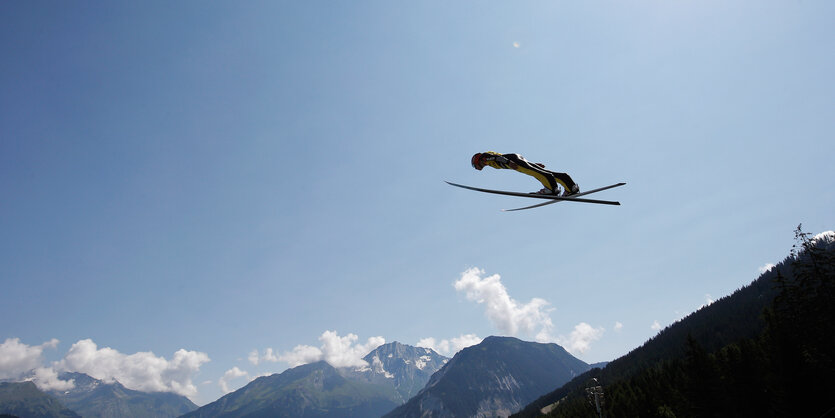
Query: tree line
516 226 835 418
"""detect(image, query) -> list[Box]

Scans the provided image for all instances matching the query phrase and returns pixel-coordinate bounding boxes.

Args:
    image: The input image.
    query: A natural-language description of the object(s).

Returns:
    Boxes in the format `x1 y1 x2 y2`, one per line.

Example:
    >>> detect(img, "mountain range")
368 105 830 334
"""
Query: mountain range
183 360 400 418
0 382 79 418
7 228 829 417
183 341 449 418
187 337 590 418
384 336 590 418
48 373 197 418
0 373 197 418
0 336 617 418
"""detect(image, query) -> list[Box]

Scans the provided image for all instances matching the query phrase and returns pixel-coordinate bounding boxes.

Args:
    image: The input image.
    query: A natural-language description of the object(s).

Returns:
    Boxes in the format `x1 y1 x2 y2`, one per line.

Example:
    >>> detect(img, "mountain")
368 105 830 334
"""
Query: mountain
342 342 448 403
384 336 591 418
184 341 448 418
181 361 401 418
514 227 835 417
47 372 197 418
0 381 80 418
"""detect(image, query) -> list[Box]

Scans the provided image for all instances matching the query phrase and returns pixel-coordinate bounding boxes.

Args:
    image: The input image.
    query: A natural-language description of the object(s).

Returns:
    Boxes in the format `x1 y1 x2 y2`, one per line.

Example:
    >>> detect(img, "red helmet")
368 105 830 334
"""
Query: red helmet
471 153 484 170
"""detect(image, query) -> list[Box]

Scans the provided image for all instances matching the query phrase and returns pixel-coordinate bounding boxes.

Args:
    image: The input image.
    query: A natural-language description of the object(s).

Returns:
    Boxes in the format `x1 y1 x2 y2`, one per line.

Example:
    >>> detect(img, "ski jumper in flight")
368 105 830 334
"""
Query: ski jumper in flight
471 152 580 196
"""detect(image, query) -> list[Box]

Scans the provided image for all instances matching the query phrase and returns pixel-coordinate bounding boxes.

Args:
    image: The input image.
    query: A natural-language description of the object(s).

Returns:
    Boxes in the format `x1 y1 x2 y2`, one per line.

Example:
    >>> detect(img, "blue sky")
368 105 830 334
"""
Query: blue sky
1 0 833 406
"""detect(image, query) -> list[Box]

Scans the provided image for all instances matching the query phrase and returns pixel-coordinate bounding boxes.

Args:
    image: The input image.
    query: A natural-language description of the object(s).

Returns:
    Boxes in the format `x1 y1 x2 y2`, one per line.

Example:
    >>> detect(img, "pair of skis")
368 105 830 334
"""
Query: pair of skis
445 181 625 211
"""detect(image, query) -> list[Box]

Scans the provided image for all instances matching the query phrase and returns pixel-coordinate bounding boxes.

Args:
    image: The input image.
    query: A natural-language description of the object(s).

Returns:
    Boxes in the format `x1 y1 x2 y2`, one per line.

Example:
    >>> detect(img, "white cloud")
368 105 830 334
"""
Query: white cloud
557 323 604 355
28 367 75 391
416 338 444 353
416 334 482 357
57 339 210 399
812 230 834 244
1 338 208 398
0 338 60 380
454 268 554 339
651 320 662 331
272 331 385 369
319 331 385 369
452 268 606 354
614 322 624 332
699 294 715 310
0 338 73 391
279 344 324 368
218 367 249 394
758 263 776 274
451 334 482 352
248 348 278 366
263 348 278 363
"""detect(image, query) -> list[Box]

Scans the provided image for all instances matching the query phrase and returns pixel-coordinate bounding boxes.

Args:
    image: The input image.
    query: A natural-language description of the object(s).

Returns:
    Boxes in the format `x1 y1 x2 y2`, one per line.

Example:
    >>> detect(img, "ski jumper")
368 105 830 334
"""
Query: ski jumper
478 152 578 194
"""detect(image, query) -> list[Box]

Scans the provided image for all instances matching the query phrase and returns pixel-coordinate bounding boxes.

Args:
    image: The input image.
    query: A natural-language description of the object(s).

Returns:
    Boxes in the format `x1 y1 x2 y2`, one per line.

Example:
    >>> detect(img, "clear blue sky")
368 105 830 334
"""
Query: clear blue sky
1 0 833 406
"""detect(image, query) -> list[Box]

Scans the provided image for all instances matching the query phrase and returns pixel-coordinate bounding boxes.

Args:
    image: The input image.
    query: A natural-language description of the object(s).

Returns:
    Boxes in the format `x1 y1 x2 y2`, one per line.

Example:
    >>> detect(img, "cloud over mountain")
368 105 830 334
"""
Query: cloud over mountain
219 367 249 394
0 338 209 400
29 366 75 391
0 338 59 381
557 322 604 354
416 334 482 356
454 268 554 339
250 330 386 368
57 339 210 399
452 268 608 355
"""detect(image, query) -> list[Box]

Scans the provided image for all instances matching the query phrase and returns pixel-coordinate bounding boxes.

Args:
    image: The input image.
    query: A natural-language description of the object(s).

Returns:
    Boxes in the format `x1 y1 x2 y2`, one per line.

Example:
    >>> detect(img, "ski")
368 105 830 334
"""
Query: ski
502 182 626 211
445 181 625 207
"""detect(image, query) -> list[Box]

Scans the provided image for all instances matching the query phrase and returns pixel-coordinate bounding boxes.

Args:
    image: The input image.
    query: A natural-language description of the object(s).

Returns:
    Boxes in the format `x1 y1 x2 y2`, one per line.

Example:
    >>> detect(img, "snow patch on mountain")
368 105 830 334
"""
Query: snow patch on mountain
415 355 433 370
371 355 394 379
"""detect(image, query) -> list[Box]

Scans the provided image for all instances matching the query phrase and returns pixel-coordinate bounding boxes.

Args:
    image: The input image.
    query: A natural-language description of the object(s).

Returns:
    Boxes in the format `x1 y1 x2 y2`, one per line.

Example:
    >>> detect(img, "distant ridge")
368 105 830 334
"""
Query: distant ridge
385 336 590 418
0 381 79 418
49 372 197 418
185 341 450 418
1 373 198 418
182 360 400 418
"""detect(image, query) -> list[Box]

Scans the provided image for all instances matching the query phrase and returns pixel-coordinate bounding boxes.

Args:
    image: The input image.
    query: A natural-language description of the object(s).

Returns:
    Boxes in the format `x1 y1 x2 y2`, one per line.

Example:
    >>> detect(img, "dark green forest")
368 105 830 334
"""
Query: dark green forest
515 226 835 418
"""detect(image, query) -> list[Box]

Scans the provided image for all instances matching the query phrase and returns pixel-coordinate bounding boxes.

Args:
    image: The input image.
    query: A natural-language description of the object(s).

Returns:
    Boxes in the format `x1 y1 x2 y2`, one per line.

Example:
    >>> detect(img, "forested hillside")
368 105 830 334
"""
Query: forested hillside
515 226 835 417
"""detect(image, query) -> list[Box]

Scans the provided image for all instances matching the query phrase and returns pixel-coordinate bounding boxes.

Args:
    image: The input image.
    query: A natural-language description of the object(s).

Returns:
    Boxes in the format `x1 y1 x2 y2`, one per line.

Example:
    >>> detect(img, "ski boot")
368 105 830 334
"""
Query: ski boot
535 187 560 195
563 184 580 196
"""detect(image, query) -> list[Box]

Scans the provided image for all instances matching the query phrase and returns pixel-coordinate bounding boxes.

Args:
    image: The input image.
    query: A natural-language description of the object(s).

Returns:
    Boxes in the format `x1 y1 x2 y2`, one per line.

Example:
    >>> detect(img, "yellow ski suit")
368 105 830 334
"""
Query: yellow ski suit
478 152 578 194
